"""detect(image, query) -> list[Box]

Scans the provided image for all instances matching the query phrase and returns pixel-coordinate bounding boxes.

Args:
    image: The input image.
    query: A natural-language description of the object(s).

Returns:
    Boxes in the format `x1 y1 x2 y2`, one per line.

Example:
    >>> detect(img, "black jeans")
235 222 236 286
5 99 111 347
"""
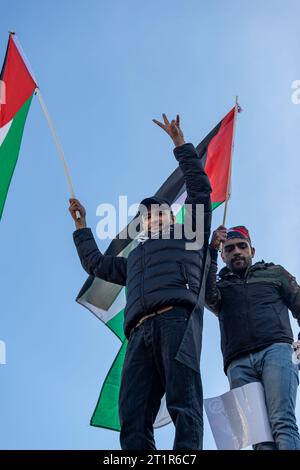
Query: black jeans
119 306 203 450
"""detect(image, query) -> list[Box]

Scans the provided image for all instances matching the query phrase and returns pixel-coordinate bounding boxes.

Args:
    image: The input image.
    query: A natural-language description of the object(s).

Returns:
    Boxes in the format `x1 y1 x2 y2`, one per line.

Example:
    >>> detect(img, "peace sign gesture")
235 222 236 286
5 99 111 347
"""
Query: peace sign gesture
152 113 185 147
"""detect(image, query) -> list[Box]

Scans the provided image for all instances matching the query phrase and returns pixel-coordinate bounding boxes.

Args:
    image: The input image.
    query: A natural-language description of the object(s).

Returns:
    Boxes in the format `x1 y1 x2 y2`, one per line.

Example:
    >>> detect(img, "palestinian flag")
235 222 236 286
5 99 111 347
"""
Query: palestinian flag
76 105 238 431
0 34 37 219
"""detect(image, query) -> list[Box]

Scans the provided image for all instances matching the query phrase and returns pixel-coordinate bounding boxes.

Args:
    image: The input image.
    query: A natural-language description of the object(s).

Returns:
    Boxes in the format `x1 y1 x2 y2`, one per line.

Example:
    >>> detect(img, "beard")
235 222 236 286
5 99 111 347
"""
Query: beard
229 255 252 275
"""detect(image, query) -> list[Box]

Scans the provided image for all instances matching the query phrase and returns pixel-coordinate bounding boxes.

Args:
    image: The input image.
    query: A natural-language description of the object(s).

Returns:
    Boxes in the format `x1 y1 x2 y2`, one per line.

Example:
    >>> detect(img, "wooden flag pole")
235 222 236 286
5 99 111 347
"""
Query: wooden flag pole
11 32 80 220
220 96 241 251
35 89 80 219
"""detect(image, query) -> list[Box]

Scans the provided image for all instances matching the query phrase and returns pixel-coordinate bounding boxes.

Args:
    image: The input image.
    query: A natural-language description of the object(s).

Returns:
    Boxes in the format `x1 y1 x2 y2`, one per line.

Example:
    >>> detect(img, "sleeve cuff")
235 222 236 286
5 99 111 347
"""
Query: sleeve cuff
73 227 92 240
173 142 198 160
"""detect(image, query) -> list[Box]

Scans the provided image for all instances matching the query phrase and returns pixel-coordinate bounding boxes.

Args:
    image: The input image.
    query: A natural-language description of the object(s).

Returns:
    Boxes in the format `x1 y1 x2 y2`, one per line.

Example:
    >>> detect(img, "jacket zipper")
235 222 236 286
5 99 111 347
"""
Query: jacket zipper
180 263 190 290
243 266 256 345
140 242 146 310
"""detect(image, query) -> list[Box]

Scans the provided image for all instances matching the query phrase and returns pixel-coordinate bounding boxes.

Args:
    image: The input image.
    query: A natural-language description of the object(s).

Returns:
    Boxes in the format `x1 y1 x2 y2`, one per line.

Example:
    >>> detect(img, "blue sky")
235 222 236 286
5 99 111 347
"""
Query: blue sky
1 0 300 450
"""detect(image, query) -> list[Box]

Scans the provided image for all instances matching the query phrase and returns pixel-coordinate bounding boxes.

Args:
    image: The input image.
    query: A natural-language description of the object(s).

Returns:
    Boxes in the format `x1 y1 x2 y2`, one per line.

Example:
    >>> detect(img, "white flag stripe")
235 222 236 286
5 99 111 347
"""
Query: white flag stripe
80 287 126 325
0 119 12 147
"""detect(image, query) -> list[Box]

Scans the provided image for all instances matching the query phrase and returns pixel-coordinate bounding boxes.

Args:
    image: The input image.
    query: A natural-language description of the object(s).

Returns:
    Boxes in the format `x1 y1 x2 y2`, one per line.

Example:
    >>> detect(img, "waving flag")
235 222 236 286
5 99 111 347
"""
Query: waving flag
0 34 37 219
76 105 238 431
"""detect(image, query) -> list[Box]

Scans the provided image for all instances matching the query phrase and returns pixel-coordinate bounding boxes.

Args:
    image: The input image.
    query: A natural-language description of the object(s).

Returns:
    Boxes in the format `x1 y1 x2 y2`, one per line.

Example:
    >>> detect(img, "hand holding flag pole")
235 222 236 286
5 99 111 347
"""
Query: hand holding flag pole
10 32 81 220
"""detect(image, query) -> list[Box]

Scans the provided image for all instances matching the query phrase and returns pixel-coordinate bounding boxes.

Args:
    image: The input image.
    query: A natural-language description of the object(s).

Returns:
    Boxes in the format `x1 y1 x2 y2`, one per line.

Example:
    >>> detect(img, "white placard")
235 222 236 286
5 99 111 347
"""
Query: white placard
204 382 274 450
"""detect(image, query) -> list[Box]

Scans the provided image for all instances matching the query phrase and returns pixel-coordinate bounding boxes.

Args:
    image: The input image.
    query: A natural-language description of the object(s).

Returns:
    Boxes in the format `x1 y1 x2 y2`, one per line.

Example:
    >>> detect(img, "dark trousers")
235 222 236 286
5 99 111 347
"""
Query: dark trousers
119 306 203 450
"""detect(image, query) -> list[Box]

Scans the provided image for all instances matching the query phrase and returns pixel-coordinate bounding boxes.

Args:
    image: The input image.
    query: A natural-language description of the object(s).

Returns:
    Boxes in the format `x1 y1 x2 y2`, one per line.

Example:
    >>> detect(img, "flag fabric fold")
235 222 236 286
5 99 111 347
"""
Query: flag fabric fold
76 106 236 431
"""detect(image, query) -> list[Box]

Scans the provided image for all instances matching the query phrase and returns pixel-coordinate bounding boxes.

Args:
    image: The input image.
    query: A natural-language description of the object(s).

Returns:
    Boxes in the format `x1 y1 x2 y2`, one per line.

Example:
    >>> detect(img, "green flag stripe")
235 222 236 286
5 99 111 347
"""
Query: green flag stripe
90 340 128 431
106 308 126 342
212 201 223 210
0 95 33 219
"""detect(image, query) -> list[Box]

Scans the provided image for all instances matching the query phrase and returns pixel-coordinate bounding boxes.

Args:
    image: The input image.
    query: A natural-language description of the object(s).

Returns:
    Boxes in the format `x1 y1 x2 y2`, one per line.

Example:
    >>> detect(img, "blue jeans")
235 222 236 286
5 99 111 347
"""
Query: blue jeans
227 342 300 450
119 306 203 450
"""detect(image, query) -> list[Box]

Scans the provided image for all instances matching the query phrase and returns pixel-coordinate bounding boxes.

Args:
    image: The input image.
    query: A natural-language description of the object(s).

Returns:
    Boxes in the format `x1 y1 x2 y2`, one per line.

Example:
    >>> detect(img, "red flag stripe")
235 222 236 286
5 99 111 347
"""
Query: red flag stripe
205 107 235 204
0 35 37 128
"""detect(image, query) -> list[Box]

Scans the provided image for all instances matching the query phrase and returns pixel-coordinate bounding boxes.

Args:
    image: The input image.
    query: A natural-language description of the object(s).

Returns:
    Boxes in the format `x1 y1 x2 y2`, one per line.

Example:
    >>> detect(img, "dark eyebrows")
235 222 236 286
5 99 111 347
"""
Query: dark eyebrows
224 241 249 251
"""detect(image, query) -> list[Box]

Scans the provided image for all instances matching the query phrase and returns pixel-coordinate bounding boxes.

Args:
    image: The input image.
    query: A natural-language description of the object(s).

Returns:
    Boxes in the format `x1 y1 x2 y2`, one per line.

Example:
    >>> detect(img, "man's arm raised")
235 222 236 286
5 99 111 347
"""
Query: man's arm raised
153 114 212 245
205 225 227 315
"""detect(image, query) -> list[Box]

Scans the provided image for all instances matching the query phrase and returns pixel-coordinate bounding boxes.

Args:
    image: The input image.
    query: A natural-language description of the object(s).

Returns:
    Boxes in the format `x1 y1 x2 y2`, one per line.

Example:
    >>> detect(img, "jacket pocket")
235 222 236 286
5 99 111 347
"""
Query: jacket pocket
160 308 190 322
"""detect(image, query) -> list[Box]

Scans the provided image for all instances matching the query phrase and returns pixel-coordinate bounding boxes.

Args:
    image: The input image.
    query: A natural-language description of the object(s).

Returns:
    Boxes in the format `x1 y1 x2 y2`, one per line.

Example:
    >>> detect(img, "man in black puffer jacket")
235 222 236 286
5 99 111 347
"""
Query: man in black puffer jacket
69 114 212 450
205 225 300 450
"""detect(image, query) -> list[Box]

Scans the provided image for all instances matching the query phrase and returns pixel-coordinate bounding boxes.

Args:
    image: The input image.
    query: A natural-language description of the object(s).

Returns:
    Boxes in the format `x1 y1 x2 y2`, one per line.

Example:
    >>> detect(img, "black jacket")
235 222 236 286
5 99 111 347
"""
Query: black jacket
205 248 300 373
73 143 212 373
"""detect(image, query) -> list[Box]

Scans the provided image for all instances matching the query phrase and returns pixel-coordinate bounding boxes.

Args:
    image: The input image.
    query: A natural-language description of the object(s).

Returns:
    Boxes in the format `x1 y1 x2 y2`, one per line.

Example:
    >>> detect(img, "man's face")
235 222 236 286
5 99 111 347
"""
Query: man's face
142 207 175 234
221 237 255 274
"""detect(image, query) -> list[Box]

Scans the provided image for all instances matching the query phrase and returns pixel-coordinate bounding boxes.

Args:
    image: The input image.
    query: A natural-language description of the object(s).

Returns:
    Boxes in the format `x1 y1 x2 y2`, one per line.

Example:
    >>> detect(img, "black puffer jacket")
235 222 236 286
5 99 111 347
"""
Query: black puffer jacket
124 225 207 337
205 249 300 372
73 143 212 340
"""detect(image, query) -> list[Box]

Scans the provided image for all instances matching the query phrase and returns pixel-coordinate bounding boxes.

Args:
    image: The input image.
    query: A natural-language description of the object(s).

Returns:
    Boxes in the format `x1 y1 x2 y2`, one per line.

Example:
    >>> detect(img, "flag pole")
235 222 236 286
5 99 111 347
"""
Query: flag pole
222 96 239 225
219 96 240 251
11 32 80 220
35 88 80 219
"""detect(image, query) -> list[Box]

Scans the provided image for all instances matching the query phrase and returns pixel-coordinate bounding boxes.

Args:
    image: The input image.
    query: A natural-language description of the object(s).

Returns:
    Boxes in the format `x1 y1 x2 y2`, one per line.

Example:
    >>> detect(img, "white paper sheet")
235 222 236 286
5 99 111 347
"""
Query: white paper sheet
204 382 274 450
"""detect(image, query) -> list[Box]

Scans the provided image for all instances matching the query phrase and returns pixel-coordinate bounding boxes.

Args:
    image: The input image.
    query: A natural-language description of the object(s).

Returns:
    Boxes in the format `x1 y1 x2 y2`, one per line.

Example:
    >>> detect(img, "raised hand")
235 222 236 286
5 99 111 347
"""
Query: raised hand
210 225 227 250
152 113 185 147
